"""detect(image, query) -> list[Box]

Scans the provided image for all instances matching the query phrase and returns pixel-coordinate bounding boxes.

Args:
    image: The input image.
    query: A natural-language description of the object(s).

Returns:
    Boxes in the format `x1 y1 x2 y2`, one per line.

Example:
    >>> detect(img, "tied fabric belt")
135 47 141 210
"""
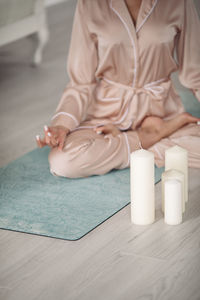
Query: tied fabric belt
99 76 171 128
102 76 170 100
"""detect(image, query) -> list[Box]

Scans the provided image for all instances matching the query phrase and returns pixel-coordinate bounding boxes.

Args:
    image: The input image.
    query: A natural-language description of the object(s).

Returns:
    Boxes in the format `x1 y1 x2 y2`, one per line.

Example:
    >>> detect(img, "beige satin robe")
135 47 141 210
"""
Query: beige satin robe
49 0 200 178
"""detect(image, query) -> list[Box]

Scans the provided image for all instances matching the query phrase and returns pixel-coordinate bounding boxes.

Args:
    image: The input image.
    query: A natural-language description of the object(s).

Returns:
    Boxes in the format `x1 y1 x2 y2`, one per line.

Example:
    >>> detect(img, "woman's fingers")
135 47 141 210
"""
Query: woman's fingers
47 131 59 147
46 127 59 146
44 125 52 146
93 126 108 138
57 133 66 150
94 126 104 134
93 124 121 137
36 126 57 148
94 125 112 134
36 135 47 148
44 125 59 147
36 125 70 150
36 135 42 147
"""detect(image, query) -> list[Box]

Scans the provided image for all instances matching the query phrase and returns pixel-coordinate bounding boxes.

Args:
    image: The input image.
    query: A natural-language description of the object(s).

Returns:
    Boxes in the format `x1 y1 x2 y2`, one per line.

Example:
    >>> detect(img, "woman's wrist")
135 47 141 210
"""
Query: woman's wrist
53 125 70 133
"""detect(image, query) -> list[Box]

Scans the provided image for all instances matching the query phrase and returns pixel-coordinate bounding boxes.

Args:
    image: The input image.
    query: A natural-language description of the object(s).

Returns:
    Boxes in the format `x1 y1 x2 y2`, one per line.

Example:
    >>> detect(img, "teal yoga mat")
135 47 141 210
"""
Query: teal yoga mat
0 147 164 240
0 88 199 240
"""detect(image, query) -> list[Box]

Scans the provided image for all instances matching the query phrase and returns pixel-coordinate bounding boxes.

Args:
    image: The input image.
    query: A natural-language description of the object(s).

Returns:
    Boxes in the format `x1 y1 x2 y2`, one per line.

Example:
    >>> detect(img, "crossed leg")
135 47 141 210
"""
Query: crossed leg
148 123 200 168
48 123 200 178
48 129 134 178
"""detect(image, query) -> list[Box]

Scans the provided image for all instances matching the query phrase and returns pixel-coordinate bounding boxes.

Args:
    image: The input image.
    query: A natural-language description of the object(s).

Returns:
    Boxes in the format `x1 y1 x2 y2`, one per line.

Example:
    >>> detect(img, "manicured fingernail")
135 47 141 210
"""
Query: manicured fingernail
47 132 51 137
104 135 109 139
36 135 40 140
44 125 48 131
97 130 102 134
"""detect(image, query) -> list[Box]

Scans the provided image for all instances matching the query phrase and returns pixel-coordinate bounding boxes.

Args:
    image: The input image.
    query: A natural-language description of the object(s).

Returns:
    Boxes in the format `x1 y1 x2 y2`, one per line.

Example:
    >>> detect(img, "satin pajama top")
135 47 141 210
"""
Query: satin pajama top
50 0 200 132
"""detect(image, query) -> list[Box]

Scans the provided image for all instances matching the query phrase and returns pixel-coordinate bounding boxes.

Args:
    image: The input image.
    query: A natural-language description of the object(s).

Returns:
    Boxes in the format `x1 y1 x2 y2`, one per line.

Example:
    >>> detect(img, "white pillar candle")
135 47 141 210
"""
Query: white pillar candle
165 145 188 203
162 169 185 213
164 179 182 225
130 149 155 225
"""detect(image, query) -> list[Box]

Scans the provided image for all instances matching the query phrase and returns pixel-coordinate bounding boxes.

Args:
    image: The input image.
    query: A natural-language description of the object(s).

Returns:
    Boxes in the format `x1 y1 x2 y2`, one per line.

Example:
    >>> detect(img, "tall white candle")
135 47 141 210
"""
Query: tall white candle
162 169 185 213
164 179 182 225
130 149 155 225
165 145 188 203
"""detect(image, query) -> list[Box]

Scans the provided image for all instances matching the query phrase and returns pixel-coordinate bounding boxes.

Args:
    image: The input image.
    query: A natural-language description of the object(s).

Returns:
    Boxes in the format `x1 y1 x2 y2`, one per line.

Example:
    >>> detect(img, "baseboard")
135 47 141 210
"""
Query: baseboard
45 0 70 7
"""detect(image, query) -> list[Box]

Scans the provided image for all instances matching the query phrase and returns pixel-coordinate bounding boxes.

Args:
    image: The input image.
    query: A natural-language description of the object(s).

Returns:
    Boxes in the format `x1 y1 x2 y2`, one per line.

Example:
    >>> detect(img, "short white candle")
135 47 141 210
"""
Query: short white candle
164 179 182 225
130 149 155 225
165 145 188 203
162 169 185 213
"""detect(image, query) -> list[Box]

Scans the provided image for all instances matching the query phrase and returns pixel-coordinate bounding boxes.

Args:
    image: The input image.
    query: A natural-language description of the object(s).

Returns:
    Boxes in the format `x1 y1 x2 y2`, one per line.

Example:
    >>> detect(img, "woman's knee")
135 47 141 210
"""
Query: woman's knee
48 147 78 178
48 138 95 178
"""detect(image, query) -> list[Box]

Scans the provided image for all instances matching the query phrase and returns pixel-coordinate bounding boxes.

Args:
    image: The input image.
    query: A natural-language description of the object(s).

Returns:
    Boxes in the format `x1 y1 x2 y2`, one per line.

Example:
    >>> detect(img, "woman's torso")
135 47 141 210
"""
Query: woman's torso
79 0 186 130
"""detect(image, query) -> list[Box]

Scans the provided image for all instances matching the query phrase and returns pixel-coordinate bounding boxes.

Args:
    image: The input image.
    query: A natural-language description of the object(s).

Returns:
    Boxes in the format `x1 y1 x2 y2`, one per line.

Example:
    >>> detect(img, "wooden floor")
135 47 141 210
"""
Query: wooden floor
0 1 200 299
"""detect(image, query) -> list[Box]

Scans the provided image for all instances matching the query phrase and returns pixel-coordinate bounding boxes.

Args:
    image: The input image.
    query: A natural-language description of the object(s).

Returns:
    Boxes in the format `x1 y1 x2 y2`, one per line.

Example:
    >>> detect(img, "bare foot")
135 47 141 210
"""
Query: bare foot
137 116 164 149
140 113 200 137
139 115 165 137
136 112 200 149
179 112 200 125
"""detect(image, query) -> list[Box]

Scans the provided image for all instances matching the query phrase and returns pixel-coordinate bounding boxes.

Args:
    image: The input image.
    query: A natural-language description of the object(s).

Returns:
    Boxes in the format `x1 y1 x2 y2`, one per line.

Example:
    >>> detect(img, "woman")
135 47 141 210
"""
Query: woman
36 0 200 178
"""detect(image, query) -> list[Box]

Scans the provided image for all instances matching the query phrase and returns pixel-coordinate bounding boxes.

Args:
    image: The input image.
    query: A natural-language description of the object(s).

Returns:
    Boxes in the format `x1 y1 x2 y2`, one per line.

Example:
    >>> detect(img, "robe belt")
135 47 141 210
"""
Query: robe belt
102 76 170 100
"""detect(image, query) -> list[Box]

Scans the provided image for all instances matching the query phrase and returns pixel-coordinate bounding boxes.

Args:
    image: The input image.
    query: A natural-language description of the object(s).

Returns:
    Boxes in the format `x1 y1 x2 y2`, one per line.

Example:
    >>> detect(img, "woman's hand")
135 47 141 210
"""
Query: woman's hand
36 125 70 150
93 123 121 137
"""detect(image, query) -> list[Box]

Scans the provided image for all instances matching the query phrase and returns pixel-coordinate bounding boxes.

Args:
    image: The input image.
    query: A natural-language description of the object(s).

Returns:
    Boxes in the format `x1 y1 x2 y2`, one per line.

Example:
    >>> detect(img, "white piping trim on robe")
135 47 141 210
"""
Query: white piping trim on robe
51 112 79 126
136 131 143 149
113 107 129 125
109 0 137 88
122 132 131 168
117 120 133 131
72 122 133 134
153 144 163 160
98 97 121 101
136 0 159 33
71 124 106 132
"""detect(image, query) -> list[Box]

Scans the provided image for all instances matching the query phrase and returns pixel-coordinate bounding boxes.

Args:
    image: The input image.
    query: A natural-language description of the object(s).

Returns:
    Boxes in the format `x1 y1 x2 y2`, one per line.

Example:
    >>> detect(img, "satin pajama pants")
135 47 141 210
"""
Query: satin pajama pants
48 123 200 178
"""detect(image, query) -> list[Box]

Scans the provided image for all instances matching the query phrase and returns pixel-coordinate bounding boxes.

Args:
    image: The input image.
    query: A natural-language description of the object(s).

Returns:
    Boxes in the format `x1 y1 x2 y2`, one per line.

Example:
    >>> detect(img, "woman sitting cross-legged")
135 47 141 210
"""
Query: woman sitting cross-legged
36 0 200 178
